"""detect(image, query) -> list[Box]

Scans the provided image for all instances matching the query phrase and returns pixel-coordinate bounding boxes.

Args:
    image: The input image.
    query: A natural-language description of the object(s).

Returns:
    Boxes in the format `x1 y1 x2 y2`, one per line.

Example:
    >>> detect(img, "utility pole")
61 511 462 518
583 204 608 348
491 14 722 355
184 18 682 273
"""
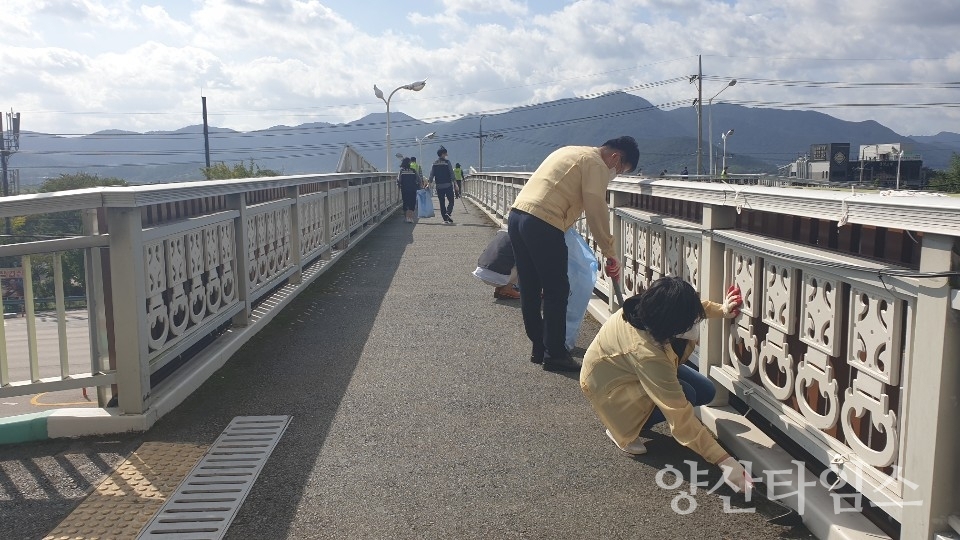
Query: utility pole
202 96 211 168
689 58 704 176
478 115 485 172
696 55 703 176
477 115 502 172
1 110 21 235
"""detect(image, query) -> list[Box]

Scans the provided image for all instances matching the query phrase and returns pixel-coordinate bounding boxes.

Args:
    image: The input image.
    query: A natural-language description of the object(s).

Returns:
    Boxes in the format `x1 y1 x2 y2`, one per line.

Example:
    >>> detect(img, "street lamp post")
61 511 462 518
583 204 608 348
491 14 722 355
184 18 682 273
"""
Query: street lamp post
895 147 903 190
721 129 734 174
708 79 737 175
860 146 865 186
374 80 426 173
417 131 436 169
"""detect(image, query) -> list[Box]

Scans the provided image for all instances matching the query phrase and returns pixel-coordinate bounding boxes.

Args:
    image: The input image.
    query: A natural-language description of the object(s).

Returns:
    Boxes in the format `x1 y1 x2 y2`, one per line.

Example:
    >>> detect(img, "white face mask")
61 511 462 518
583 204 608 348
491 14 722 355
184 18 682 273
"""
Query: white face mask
676 322 700 341
608 153 622 180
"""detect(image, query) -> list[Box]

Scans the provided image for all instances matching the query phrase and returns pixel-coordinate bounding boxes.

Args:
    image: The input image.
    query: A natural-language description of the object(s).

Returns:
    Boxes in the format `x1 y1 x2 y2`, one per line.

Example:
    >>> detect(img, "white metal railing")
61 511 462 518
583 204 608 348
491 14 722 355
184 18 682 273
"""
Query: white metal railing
0 173 399 415
464 173 960 540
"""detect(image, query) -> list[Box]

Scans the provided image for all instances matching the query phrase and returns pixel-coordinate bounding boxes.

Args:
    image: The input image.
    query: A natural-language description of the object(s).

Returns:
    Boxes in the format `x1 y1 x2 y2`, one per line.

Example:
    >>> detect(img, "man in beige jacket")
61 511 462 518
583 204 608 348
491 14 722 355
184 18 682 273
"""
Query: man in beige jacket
508 136 639 372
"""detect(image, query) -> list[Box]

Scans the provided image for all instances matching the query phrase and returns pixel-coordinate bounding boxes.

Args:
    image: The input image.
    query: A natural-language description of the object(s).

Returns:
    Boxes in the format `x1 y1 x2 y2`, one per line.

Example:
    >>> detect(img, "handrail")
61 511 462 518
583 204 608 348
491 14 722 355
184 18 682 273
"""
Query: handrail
0 235 108 258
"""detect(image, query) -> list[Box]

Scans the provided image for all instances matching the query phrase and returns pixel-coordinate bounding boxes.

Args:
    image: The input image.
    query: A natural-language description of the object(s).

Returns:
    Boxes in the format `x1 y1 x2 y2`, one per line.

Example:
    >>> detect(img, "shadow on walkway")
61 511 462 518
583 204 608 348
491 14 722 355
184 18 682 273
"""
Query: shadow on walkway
1 200 814 539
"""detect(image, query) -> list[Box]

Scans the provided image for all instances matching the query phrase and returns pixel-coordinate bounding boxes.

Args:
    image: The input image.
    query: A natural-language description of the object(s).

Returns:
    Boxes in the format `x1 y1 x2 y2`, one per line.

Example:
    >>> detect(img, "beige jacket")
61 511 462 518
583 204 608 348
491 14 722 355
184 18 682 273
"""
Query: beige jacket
511 146 616 258
580 301 728 464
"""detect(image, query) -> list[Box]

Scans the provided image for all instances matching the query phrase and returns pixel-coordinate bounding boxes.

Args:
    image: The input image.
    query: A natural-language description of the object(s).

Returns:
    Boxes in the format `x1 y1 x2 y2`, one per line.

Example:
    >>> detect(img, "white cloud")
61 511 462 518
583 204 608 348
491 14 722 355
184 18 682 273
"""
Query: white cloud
140 5 192 37
36 0 137 29
0 0 958 136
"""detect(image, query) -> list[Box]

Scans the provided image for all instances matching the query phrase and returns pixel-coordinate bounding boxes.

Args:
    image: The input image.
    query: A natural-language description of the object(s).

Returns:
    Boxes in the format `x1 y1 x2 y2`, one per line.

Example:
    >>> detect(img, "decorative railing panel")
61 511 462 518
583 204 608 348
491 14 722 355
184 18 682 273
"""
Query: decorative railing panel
719 231 915 509
144 217 239 360
245 203 293 295
347 186 361 231
614 208 702 295
361 184 372 222
328 189 346 243
299 192 328 262
372 183 382 215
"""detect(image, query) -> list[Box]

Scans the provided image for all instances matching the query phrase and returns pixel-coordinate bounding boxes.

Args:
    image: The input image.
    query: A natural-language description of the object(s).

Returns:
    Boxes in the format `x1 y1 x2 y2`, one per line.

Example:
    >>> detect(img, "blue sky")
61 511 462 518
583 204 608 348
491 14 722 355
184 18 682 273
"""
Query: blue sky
1 0 958 136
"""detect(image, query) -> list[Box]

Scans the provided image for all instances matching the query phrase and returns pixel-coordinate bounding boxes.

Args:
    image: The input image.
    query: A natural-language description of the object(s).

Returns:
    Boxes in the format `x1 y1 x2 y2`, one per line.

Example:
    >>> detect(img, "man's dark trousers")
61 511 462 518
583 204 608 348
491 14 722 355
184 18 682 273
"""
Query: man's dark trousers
507 209 569 359
437 186 455 220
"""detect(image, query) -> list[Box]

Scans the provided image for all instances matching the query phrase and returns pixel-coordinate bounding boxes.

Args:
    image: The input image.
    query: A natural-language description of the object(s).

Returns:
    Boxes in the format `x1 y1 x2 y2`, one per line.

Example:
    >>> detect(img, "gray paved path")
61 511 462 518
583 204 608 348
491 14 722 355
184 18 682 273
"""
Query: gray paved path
0 199 814 539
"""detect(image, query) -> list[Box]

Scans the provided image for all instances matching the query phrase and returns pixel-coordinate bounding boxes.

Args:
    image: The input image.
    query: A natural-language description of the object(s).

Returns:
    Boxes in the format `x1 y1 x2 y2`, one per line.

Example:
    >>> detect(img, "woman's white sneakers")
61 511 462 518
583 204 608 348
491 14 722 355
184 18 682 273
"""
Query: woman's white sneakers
606 429 647 455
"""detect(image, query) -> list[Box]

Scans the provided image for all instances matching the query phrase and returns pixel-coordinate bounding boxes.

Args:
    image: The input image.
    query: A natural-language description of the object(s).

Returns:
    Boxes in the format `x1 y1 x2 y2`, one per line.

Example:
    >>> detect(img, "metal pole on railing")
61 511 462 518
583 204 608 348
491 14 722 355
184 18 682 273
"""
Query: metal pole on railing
896 147 903 190
721 129 734 173
859 146 864 185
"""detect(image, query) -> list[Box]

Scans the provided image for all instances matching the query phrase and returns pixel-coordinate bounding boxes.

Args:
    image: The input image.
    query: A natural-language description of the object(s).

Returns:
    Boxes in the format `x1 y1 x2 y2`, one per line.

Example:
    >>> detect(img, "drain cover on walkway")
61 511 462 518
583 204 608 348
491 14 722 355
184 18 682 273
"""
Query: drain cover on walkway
137 415 291 539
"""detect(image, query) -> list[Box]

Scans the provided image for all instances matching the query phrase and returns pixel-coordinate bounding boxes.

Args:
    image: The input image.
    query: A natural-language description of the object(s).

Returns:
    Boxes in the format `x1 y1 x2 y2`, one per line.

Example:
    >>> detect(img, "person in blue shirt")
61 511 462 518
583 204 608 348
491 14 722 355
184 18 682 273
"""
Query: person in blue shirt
429 146 457 224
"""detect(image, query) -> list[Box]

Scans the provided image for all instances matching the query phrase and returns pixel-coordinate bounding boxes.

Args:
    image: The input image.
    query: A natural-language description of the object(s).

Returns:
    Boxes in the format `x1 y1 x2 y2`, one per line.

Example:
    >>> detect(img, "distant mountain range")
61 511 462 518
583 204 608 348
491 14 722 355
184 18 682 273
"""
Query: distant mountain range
10 92 960 187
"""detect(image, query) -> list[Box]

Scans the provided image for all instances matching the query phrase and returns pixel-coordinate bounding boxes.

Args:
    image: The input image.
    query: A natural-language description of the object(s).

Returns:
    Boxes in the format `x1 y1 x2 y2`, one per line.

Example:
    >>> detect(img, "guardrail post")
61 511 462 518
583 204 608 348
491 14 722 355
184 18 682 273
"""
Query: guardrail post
287 186 303 284
608 191 631 311
700 204 737 404
105 206 150 415
228 193 252 326
901 233 960 539
82 208 110 406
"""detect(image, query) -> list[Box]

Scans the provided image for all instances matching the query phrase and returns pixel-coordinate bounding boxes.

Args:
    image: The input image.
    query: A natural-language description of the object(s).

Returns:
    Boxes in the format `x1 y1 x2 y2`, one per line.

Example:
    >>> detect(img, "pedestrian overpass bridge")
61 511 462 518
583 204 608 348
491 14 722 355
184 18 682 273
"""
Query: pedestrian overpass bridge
0 171 958 539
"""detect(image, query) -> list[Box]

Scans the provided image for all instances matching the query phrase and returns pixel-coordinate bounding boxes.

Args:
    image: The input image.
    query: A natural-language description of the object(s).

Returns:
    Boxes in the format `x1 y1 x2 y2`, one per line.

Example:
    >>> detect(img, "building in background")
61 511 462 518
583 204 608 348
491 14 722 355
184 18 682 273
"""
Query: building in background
783 142 924 188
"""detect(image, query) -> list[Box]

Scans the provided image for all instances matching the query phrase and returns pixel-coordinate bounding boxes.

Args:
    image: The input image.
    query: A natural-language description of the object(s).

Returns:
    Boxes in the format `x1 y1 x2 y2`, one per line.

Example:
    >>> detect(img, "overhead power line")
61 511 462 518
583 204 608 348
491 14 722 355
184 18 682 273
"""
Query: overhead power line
14 70 960 172
700 75 960 90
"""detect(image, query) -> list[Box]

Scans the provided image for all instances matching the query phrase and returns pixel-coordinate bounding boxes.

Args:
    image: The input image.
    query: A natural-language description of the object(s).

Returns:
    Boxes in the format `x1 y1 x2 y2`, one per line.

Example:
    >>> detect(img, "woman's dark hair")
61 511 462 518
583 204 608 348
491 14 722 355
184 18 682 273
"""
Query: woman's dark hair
401 157 411 169
622 276 705 343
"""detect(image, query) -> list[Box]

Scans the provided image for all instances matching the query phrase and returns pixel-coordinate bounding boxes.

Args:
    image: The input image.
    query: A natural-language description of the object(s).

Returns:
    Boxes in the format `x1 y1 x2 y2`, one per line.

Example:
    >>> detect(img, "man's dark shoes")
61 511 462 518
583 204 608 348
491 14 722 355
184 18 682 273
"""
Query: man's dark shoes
542 352 581 372
530 347 544 364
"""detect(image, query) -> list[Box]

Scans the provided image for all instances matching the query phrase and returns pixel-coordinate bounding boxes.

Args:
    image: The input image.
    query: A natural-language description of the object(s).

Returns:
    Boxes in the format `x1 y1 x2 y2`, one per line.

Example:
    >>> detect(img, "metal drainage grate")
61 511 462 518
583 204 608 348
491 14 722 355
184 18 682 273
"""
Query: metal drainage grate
138 415 292 539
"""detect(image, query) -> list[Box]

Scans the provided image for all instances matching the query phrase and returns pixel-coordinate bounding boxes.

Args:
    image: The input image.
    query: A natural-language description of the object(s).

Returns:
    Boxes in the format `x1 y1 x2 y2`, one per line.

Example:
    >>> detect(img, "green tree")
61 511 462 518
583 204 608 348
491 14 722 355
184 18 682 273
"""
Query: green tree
201 159 281 180
37 172 127 194
927 153 960 193
4 173 127 307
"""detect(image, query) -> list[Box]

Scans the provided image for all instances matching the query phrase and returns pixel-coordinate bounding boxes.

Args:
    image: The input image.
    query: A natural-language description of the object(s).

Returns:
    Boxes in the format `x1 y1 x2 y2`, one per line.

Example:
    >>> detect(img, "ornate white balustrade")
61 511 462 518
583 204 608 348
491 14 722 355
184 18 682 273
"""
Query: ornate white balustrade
144 214 241 360
465 173 960 540
717 232 913 504
245 203 293 296
0 173 398 420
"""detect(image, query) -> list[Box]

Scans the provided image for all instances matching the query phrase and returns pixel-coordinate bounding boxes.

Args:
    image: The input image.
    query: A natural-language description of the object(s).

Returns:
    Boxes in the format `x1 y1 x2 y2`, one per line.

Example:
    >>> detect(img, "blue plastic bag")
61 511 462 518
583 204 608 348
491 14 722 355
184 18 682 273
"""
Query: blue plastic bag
565 228 599 350
416 189 435 218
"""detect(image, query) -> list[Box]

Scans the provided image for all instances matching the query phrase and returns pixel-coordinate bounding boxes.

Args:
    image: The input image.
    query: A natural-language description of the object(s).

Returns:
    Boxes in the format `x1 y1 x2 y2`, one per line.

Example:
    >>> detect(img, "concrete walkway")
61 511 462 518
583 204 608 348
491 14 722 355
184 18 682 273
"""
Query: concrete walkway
0 199 814 539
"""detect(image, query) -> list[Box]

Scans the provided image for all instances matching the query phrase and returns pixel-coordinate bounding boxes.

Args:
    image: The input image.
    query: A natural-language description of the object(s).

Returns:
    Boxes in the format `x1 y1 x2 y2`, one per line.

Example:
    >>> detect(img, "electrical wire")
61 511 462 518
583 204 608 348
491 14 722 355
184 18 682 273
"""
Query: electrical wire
11 68 960 173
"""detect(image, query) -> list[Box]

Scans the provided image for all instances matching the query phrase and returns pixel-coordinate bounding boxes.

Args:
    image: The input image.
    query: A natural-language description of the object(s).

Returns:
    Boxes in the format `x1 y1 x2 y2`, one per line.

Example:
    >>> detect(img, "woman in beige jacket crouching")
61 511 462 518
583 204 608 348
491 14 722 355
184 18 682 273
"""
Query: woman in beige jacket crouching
580 276 751 492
